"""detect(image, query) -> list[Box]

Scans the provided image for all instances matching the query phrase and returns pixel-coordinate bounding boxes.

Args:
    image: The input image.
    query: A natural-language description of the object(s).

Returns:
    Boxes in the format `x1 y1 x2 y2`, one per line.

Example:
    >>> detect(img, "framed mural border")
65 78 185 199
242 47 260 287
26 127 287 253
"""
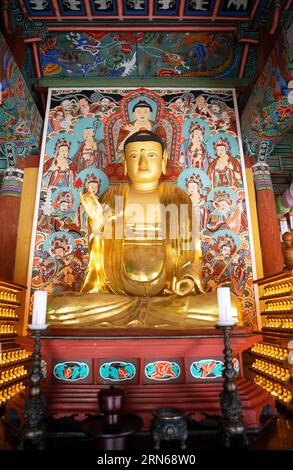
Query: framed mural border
232 88 258 281
25 86 258 334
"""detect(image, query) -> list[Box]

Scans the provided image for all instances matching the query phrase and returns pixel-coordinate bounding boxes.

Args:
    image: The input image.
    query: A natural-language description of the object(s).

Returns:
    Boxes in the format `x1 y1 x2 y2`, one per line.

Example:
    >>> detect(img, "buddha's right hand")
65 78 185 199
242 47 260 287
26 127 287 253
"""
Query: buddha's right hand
79 190 105 230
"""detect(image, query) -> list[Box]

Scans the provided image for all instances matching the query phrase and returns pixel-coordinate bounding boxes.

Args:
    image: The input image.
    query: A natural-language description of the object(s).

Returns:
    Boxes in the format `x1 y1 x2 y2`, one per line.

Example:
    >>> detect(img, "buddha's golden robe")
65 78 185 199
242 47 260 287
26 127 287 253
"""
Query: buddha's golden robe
48 182 240 328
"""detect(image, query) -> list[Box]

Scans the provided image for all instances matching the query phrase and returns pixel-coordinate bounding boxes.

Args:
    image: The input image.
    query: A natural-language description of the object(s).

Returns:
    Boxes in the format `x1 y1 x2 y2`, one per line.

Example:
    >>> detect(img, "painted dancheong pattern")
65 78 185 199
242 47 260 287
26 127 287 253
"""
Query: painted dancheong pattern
99 361 136 381
145 361 181 380
190 358 240 379
53 361 89 381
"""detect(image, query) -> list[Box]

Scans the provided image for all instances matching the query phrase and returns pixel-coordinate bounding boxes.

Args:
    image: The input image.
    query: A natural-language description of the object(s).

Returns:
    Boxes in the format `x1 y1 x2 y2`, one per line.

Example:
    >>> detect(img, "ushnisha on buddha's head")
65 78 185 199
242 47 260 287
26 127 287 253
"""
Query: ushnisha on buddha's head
122 129 168 187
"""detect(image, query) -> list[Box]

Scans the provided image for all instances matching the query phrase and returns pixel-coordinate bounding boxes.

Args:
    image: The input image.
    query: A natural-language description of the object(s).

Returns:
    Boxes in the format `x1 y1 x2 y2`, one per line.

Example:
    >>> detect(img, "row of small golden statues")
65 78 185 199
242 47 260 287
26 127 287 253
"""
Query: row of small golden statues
251 359 290 382
0 382 26 406
0 348 30 365
0 365 28 385
254 375 292 403
0 307 17 318
0 291 18 302
48 130 239 328
0 323 16 335
251 342 288 361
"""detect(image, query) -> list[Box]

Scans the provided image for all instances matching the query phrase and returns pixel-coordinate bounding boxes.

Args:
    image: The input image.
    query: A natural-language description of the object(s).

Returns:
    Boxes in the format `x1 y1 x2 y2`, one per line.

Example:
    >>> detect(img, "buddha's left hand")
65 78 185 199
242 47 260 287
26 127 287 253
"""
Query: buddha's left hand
173 277 194 296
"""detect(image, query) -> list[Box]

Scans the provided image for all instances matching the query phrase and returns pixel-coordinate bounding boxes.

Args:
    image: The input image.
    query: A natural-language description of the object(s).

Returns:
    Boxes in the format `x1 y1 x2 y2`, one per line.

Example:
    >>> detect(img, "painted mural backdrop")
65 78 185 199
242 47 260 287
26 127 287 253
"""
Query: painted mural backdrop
0 31 42 152
39 32 243 79
31 87 256 327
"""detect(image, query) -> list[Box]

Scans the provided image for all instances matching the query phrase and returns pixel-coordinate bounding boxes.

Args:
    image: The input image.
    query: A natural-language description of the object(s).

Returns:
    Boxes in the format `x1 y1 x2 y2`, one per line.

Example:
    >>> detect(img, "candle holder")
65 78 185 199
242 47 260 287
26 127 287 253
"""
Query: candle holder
17 326 47 450
217 324 248 448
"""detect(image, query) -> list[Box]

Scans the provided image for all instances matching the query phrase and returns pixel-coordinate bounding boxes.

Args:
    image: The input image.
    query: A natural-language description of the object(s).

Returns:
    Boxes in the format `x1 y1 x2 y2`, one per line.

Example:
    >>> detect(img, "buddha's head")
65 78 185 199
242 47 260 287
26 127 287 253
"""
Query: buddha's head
122 129 167 186
132 100 153 124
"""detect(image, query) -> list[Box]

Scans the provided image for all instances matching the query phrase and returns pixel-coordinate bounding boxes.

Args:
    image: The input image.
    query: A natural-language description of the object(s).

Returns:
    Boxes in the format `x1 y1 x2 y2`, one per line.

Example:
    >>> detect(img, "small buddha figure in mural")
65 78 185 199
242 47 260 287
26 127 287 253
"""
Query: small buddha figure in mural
117 100 166 151
48 130 239 328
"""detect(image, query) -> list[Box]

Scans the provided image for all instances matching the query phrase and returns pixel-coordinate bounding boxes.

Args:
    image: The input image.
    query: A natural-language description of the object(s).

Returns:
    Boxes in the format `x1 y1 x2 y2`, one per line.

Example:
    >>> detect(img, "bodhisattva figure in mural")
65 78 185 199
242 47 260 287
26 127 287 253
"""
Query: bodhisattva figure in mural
75 127 98 172
207 137 242 188
48 130 239 328
179 122 208 171
43 138 77 188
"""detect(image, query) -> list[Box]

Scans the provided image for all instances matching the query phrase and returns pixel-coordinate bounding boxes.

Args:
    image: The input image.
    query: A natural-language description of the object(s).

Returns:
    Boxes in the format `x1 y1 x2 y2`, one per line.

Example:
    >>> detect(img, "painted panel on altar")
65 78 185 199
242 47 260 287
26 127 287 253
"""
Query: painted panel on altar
187 356 240 383
143 358 183 383
51 358 93 384
98 358 138 384
29 87 256 327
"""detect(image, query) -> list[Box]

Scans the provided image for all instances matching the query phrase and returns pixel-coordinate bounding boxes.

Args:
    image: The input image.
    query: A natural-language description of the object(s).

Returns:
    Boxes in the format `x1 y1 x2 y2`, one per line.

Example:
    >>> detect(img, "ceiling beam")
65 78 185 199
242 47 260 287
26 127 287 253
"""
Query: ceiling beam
35 77 250 89
47 24 237 32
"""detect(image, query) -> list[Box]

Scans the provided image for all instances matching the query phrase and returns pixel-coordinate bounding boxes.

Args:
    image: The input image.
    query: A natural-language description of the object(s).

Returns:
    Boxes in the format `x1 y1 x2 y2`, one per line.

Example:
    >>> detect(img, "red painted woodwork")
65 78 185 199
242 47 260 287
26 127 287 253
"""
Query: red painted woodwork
255 189 284 276
17 155 40 169
41 379 273 430
244 155 256 168
18 328 275 430
0 195 21 280
239 43 250 79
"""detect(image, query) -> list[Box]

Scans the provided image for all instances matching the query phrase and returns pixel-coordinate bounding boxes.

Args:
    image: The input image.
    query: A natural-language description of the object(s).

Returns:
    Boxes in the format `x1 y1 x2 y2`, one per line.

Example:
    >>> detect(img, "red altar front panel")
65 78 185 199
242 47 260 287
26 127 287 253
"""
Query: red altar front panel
18 328 275 430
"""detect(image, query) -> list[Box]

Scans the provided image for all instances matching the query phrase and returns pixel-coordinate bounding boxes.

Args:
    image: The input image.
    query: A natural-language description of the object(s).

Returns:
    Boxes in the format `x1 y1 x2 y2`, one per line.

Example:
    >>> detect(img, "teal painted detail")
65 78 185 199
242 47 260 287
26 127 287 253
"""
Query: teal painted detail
53 361 89 381
99 361 136 381
190 358 240 379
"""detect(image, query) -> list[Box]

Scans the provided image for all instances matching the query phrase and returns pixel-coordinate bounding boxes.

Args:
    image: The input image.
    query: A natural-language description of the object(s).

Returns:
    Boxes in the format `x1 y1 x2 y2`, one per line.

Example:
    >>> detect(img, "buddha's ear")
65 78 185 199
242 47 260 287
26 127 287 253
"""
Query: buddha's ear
122 151 127 176
162 148 168 175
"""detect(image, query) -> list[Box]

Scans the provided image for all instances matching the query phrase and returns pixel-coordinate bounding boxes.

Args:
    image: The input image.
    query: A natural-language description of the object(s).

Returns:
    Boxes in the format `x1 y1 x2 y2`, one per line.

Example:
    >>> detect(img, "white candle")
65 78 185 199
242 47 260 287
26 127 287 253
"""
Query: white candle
217 287 235 326
31 291 48 329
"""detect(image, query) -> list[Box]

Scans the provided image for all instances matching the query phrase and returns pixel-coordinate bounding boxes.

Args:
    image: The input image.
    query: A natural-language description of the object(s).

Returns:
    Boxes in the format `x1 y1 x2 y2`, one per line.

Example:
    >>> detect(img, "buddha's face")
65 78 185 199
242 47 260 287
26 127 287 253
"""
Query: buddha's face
124 140 166 184
133 107 152 123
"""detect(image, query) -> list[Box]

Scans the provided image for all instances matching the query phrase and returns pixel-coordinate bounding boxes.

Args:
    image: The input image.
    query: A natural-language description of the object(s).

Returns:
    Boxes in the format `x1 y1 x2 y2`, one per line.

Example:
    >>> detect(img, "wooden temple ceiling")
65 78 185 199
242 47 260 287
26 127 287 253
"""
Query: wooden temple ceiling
1 0 291 100
13 0 289 25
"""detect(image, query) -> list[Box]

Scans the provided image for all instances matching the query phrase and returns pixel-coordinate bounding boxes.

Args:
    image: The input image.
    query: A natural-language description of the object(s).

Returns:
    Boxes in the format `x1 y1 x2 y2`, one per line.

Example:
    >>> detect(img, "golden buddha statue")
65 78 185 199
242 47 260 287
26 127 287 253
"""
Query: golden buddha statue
48 130 239 328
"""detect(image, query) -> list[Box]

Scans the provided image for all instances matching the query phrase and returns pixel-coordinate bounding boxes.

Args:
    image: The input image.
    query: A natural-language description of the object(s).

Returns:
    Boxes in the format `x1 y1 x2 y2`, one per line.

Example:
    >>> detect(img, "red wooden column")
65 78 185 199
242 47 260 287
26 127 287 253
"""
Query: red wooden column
252 163 284 276
0 155 40 281
0 168 24 280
